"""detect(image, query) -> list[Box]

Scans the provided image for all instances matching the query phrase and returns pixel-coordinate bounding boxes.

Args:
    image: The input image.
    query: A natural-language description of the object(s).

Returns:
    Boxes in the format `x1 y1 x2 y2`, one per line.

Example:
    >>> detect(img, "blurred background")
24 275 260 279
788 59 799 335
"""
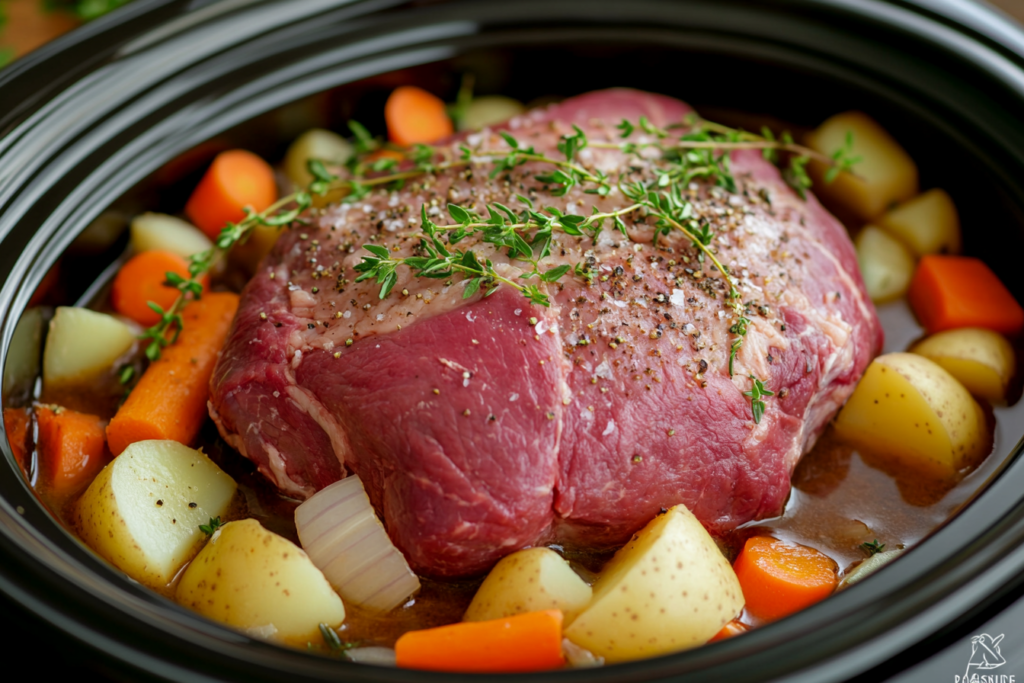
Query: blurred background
1 0 1024 64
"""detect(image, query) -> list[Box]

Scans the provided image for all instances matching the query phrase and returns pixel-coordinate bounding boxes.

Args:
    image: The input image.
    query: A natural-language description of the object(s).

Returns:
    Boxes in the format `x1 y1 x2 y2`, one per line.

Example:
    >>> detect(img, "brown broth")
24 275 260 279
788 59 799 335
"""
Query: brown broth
13 97 1023 649
19 285 1022 649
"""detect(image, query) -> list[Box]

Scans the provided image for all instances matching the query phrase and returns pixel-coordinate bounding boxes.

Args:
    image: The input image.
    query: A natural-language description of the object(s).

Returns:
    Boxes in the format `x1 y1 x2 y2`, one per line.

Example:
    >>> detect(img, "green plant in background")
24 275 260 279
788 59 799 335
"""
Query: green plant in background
0 3 11 67
47 0 132 21
0 0 133 68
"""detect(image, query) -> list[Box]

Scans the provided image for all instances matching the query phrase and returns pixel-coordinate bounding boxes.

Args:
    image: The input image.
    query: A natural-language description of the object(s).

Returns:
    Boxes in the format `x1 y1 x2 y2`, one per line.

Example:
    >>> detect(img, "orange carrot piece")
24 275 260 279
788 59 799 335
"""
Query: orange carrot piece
4 407 31 473
732 536 837 622
908 255 1024 336
106 292 239 456
36 405 110 495
185 149 278 240
385 86 454 146
395 610 565 673
709 619 749 643
111 250 210 326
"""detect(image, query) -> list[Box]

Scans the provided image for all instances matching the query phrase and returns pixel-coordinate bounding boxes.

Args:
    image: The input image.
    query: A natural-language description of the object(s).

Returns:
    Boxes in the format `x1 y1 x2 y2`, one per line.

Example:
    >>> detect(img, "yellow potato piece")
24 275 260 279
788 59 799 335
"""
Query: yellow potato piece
910 328 1016 402
463 547 592 623
284 128 354 189
75 440 237 593
877 188 960 256
564 505 743 663
855 225 915 303
834 353 989 478
4 307 44 401
806 111 918 221
130 212 213 260
177 519 346 642
459 96 526 131
43 307 136 388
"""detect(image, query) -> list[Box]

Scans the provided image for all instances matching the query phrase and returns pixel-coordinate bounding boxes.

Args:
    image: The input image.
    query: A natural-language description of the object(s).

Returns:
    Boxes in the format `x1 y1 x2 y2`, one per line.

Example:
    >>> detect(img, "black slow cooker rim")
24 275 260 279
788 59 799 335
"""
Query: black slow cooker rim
2 1 1024 681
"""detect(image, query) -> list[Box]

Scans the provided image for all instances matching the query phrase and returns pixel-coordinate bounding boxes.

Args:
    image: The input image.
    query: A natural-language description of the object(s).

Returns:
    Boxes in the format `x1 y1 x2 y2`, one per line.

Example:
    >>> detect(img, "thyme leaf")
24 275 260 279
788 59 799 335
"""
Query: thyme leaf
861 539 886 556
728 316 750 377
743 375 774 424
199 517 223 536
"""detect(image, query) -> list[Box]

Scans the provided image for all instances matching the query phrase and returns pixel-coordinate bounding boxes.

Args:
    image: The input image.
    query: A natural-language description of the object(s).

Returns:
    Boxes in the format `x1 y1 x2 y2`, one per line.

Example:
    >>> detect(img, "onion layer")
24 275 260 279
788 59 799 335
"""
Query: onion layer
295 476 420 613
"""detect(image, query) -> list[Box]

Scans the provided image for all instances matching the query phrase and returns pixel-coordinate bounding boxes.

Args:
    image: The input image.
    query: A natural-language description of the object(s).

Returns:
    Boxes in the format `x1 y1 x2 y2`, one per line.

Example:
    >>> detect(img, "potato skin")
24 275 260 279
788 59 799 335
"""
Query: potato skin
910 328 1016 403
176 519 345 642
806 111 918 221
463 547 592 623
834 353 989 477
74 440 237 594
563 505 743 663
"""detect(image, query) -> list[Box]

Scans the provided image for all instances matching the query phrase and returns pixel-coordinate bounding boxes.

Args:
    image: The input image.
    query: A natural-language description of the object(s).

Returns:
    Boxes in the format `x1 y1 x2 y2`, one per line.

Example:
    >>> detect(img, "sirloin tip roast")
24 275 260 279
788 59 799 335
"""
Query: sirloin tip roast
208 89 882 578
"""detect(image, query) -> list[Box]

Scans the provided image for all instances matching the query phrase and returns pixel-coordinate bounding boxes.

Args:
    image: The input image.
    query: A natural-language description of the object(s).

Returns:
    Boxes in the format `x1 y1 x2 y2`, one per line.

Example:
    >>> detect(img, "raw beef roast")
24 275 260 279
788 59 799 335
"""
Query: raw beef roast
209 89 883 578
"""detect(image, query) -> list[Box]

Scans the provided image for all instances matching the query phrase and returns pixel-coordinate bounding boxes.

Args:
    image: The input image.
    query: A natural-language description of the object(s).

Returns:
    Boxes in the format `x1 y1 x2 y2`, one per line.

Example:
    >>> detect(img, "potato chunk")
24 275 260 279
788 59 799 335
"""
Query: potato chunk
74 440 237 592
806 111 918 221
130 213 213 259
43 307 136 388
459 96 526 131
3 307 44 401
910 328 1016 403
877 188 960 256
464 547 592 623
284 128 354 189
177 519 346 642
834 353 989 477
855 225 915 303
563 505 743 663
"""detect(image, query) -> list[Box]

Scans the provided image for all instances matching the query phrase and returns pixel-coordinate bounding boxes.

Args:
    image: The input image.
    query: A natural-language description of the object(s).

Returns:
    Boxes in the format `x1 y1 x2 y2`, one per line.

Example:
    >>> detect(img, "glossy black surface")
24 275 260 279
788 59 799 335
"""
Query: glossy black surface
3 0 1024 680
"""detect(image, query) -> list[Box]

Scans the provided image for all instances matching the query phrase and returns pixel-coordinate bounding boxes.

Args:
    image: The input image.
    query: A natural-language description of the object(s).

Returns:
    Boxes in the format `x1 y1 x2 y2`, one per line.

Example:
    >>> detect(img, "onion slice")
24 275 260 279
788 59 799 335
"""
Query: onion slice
295 476 420 613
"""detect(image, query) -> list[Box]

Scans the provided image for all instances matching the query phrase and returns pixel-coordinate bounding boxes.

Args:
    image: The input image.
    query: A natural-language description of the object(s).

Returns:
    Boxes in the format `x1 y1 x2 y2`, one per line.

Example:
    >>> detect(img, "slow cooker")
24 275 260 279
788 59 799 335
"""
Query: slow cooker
3 0 1024 680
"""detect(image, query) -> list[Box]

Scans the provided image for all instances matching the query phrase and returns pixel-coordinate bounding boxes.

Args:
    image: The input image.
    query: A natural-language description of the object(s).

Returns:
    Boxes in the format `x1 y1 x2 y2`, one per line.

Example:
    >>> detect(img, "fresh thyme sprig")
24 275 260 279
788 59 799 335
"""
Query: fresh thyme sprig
137 154 465 360
347 116 850 424
744 376 774 425
728 316 750 377
199 516 224 536
861 539 886 556
137 109 855 426
313 623 360 659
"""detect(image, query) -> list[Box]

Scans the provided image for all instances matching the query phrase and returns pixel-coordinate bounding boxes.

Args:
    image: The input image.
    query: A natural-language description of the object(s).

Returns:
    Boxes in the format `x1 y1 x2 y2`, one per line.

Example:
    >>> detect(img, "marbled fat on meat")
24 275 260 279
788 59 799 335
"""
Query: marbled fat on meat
209 89 883 578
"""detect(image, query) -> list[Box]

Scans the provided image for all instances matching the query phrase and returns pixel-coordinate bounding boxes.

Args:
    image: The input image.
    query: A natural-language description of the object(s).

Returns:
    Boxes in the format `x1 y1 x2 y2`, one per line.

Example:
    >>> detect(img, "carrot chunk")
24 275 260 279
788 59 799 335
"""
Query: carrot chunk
709 619 749 642
395 610 565 673
732 536 837 622
36 405 110 495
908 255 1024 336
106 293 239 456
111 250 210 326
4 407 31 473
185 150 278 240
385 86 454 146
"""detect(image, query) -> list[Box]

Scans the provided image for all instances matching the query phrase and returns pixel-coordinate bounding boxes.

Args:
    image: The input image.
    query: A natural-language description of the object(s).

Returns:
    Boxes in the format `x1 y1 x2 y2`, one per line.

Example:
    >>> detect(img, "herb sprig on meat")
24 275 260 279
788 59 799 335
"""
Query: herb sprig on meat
140 112 857 423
